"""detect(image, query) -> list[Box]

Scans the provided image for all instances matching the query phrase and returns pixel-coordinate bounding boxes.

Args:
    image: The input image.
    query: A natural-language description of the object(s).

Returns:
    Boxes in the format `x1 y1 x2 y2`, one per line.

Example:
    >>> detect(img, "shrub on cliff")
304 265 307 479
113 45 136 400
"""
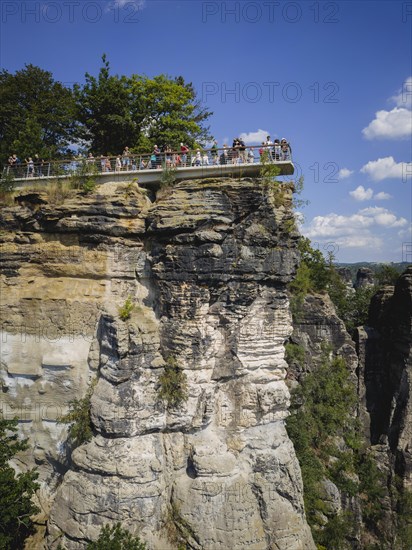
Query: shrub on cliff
157 356 188 410
0 417 40 549
87 523 147 549
118 296 135 321
58 379 97 448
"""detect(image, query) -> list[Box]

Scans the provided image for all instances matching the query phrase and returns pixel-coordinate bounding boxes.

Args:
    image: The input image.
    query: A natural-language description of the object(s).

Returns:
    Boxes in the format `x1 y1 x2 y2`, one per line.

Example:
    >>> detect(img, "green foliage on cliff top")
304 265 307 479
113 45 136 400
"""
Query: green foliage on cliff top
87 523 147 549
0 57 213 164
0 64 78 163
0 417 40 549
74 55 212 155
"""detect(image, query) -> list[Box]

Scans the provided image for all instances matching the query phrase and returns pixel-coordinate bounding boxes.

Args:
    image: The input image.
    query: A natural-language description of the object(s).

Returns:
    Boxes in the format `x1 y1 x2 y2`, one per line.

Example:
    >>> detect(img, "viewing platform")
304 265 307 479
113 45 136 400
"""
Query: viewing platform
3 145 294 190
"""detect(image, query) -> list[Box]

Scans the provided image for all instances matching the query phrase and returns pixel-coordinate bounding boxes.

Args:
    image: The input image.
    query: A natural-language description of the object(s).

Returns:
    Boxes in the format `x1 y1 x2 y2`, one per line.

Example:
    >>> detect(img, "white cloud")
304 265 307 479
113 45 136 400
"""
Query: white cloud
362 77 412 139
302 207 409 261
360 157 411 181
349 185 373 201
357 206 407 227
239 129 270 144
374 191 392 200
391 76 412 109
398 225 412 240
338 168 354 179
349 185 392 201
304 207 407 242
362 107 412 139
337 235 383 249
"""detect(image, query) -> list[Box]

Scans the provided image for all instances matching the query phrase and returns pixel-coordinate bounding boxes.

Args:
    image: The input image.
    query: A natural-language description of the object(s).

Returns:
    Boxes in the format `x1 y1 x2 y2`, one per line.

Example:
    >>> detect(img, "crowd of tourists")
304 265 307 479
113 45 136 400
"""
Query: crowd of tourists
5 136 292 177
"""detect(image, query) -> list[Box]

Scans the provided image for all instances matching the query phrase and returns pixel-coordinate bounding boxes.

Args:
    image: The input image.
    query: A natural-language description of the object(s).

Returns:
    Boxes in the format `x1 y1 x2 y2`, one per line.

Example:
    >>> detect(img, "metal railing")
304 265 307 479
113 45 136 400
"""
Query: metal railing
2 144 292 181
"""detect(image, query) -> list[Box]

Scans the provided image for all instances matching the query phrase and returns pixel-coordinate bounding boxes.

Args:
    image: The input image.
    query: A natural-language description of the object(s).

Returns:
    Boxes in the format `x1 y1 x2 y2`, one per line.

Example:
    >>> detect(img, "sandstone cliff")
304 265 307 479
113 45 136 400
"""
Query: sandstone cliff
354 267 412 545
0 179 315 549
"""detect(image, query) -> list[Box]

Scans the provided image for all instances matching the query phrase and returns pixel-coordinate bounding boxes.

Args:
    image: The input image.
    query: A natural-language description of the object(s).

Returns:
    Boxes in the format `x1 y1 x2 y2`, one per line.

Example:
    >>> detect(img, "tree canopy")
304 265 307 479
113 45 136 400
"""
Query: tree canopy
0 417 39 549
74 55 212 155
0 56 213 164
0 64 78 163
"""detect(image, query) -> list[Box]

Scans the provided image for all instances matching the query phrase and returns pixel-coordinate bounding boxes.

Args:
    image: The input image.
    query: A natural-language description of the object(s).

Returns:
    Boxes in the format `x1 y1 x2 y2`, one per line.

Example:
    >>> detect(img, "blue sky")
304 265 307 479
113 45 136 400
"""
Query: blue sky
1 0 411 262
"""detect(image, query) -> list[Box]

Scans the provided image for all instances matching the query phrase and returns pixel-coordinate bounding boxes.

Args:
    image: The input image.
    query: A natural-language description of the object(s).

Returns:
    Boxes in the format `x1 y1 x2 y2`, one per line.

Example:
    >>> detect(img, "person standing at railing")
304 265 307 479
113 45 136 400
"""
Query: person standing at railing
153 145 161 168
100 155 107 173
164 145 172 167
248 148 254 163
180 143 189 166
25 157 34 177
231 138 240 164
34 154 44 177
8 154 17 175
172 153 181 167
280 138 291 160
259 142 267 162
220 144 228 165
273 139 281 161
238 138 246 163
87 153 95 165
115 156 122 172
211 140 219 165
122 146 131 170
202 151 209 166
193 150 202 166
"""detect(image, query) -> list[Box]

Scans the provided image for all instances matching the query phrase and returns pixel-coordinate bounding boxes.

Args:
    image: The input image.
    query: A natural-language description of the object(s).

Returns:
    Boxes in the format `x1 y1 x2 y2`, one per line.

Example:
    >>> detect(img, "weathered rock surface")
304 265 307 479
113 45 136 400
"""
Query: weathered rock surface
356 267 412 479
0 180 315 549
354 267 375 289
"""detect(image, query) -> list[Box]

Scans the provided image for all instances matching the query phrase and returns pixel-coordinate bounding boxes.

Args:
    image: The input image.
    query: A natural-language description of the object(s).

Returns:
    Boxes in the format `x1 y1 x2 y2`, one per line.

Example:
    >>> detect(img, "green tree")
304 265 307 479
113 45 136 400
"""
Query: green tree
75 55 213 155
74 55 136 155
129 74 212 151
87 523 147 549
375 264 400 286
0 64 78 164
0 417 39 549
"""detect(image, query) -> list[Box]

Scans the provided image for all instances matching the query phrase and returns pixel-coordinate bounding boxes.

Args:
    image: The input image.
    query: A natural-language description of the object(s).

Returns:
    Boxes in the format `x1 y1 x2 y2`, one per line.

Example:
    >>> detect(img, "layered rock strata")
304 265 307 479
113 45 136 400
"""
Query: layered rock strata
0 179 315 549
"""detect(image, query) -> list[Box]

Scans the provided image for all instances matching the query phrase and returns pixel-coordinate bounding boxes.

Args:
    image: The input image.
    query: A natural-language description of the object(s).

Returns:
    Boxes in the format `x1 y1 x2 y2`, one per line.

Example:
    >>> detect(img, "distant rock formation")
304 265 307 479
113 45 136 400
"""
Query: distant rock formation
354 267 375 288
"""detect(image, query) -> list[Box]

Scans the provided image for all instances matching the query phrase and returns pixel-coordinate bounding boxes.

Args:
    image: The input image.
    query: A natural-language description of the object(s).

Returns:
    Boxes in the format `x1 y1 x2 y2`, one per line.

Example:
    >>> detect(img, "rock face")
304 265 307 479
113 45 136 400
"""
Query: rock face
354 267 375 289
353 267 412 546
356 268 412 478
286 293 362 542
0 180 315 549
